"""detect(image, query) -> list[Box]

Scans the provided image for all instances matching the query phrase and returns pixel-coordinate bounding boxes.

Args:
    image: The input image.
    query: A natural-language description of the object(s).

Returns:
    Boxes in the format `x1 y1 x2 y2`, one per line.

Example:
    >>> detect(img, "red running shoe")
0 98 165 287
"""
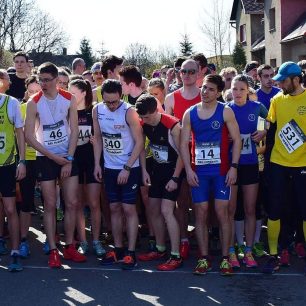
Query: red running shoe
180 241 190 260
157 257 183 271
279 249 290 266
63 244 87 262
295 243 306 258
138 251 166 261
48 249 61 268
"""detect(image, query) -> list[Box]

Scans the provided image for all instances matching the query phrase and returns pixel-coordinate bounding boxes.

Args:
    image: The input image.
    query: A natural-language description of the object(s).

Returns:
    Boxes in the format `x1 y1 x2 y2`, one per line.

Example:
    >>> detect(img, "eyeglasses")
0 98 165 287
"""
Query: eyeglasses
180 69 197 75
103 100 120 106
38 77 56 84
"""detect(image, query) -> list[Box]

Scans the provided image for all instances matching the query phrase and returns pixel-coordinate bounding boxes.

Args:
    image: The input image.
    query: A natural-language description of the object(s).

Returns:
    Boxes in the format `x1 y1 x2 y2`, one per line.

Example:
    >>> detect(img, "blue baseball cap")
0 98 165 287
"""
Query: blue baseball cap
273 61 302 81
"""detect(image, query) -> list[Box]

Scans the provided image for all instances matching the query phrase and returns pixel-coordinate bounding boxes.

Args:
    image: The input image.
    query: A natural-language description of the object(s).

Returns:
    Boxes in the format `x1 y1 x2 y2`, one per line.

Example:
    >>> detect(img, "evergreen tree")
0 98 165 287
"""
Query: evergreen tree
232 41 247 72
179 33 193 56
78 38 94 68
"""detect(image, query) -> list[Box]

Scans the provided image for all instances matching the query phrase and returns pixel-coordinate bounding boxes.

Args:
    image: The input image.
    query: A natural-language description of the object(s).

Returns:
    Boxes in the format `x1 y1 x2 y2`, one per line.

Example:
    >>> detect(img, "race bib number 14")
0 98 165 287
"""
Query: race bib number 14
195 142 221 165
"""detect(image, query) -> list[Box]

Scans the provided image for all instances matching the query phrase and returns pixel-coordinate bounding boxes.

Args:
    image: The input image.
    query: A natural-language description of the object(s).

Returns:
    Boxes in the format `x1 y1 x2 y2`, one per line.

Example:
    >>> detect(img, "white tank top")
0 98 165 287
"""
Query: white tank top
97 101 139 169
33 90 71 157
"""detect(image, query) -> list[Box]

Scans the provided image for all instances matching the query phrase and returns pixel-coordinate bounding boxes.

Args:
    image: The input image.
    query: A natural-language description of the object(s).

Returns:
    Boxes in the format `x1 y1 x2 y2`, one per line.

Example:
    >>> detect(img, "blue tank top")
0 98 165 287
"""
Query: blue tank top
229 100 267 165
190 102 230 175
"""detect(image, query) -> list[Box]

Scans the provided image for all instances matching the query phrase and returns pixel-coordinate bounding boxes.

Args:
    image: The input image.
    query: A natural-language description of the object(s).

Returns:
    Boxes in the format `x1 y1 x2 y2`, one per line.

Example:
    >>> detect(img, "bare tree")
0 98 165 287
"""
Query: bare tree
199 0 231 68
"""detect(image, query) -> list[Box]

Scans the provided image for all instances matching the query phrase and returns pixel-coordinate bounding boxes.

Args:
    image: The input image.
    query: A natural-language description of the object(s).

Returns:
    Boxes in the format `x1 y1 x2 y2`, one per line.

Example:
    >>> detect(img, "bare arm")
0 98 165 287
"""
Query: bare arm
92 105 103 182
67 96 79 157
170 123 184 177
15 127 26 180
164 93 174 116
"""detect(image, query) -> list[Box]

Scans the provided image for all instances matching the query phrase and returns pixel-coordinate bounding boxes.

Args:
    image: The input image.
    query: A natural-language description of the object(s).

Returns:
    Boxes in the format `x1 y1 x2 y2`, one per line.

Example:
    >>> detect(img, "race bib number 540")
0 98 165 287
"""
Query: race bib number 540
102 132 123 155
279 119 306 154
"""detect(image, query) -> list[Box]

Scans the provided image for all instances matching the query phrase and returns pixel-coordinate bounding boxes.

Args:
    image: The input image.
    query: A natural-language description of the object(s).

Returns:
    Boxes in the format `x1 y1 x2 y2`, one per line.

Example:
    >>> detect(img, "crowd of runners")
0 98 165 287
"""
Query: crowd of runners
0 50 306 275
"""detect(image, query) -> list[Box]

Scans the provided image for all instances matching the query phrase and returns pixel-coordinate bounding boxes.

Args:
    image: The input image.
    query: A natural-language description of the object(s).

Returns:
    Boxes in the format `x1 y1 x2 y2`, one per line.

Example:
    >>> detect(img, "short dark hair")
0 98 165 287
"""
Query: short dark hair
101 79 122 97
204 74 225 92
135 94 157 116
191 53 208 68
244 61 259 73
25 75 39 88
59 66 72 75
232 74 249 88
58 69 69 77
72 58 85 71
257 64 273 77
101 55 123 78
148 78 165 90
174 57 186 68
38 62 58 78
119 65 142 87
13 51 29 62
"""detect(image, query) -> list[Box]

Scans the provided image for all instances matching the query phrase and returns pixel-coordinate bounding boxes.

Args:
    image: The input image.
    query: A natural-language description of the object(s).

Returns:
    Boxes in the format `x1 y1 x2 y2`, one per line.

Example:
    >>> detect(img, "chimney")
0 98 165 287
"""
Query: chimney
63 48 67 55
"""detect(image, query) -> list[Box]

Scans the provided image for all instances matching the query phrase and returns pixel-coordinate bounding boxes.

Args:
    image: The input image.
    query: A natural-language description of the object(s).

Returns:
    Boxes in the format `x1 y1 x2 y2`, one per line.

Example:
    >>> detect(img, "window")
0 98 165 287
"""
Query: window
269 8 276 32
270 58 276 68
240 24 246 44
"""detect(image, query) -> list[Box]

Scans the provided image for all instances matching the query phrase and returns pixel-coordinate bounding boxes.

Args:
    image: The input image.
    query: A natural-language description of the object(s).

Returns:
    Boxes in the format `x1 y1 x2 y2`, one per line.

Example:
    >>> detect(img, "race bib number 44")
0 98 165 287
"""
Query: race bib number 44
0 132 6 154
78 125 91 146
43 120 68 147
103 132 123 155
279 119 306 154
195 142 221 165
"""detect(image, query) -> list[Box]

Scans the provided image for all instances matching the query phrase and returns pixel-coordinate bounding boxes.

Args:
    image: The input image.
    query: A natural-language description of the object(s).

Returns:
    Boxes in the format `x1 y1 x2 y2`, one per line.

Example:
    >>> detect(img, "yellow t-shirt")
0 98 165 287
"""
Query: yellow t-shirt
267 90 306 167
20 103 36 161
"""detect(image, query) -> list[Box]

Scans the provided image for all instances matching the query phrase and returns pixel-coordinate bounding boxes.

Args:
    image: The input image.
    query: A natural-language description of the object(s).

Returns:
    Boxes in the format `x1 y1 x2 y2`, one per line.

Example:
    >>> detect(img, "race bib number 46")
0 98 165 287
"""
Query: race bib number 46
279 119 306 154
43 120 68 147
78 125 91 146
103 132 123 155
195 142 221 165
0 132 6 154
150 144 169 163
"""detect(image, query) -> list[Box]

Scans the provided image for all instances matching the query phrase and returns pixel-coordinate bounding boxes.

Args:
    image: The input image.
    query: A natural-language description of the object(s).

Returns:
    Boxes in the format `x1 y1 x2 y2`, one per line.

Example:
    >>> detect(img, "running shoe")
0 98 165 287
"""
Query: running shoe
243 252 258 268
93 241 106 257
19 241 30 258
252 242 267 258
220 258 233 276
43 241 50 255
179 241 190 260
138 250 166 261
48 249 61 268
237 245 245 260
100 250 123 265
63 244 87 262
78 241 89 255
0 239 9 255
229 252 240 269
279 249 290 266
157 257 182 271
121 254 138 270
193 258 212 275
262 256 280 274
295 243 306 258
8 253 23 272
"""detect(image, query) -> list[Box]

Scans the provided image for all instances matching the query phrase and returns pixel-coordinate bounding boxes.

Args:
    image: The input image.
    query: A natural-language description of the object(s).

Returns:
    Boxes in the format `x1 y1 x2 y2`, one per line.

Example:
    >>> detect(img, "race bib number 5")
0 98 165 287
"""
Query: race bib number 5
43 120 68 147
279 119 306 154
195 142 221 165
103 132 123 155
0 132 6 154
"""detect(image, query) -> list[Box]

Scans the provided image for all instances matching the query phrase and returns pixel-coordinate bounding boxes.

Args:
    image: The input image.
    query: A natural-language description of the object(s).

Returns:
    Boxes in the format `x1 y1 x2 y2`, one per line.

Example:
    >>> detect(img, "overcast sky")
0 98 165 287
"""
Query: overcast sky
38 0 234 57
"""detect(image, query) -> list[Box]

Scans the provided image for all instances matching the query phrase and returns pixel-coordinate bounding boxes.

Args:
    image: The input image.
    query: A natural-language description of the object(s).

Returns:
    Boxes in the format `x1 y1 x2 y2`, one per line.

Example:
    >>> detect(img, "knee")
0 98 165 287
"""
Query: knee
4 205 17 217
65 198 79 211
161 206 173 220
123 206 137 218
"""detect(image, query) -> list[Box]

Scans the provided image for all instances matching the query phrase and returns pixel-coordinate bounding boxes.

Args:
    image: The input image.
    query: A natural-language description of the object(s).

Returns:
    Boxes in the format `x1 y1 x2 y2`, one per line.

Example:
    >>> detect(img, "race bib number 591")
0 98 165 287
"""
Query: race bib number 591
279 119 306 154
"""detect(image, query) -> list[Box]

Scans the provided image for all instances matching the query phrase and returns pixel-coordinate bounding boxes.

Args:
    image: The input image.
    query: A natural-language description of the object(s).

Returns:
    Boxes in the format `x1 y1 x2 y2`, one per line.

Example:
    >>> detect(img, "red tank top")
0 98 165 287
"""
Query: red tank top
173 89 201 121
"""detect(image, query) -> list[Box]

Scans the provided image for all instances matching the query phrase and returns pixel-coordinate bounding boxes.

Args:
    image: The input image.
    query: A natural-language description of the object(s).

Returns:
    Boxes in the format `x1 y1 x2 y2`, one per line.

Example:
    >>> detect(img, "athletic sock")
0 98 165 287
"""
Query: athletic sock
267 219 280 255
170 252 180 259
229 246 235 254
156 245 166 253
181 238 189 243
235 220 245 246
245 246 252 253
254 220 262 243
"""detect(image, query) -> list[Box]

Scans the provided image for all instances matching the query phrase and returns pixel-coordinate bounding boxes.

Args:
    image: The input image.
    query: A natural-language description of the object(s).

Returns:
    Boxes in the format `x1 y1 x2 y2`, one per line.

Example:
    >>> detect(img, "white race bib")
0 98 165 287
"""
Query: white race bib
43 120 68 147
241 134 252 155
77 125 91 146
0 132 6 154
279 120 305 154
150 144 169 163
195 142 221 165
103 132 123 155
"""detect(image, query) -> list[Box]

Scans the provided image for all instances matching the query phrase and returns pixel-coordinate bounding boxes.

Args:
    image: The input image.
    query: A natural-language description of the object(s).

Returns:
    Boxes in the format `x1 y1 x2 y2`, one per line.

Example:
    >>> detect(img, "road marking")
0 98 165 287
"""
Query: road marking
16 265 306 276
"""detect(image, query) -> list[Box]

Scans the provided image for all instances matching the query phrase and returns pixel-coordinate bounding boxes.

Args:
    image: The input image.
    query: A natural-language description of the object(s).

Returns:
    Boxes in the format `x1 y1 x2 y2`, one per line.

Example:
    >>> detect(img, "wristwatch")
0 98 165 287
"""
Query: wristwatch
65 155 74 161
171 176 179 183
123 164 131 171
18 159 26 165
231 163 238 169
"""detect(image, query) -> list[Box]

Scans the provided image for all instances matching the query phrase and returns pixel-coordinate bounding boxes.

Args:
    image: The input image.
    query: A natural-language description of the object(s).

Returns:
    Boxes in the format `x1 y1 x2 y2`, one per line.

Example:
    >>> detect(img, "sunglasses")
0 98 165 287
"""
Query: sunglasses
180 69 197 75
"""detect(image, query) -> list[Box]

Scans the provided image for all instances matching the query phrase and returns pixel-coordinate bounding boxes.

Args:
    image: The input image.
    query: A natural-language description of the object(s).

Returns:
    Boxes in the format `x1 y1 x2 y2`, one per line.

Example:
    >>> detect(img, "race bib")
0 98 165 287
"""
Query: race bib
0 132 6 154
195 142 221 165
77 125 91 146
43 120 68 147
241 134 252 155
103 132 123 155
279 119 306 154
150 144 169 163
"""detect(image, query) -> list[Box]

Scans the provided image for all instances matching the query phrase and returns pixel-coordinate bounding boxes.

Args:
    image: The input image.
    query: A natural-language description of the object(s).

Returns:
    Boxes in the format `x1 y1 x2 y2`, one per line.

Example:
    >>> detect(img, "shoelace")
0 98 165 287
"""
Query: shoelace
220 259 230 269
197 259 208 268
